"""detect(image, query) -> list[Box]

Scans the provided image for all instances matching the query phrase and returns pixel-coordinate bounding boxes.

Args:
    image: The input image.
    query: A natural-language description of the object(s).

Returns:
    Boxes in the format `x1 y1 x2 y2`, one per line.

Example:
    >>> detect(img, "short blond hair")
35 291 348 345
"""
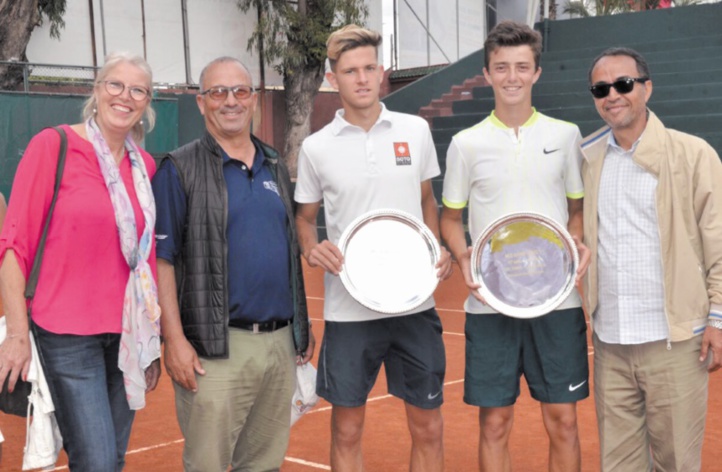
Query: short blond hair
326 24 381 71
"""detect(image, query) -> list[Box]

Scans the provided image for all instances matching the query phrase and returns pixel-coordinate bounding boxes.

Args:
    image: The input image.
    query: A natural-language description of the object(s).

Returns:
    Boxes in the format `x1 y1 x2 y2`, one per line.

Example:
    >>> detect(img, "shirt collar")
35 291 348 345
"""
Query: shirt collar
488 108 539 130
607 132 642 154
220 141 265 172
330 102 392 136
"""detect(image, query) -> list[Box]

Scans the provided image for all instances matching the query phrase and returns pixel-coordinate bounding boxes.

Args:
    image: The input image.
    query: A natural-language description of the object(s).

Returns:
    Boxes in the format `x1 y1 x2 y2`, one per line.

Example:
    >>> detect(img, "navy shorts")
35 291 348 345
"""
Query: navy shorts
317 308 446 409
464 307 589 407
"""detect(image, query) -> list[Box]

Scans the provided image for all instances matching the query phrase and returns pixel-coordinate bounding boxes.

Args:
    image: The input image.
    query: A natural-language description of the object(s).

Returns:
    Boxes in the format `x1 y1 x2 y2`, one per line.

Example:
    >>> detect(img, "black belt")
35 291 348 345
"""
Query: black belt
228 319 290 333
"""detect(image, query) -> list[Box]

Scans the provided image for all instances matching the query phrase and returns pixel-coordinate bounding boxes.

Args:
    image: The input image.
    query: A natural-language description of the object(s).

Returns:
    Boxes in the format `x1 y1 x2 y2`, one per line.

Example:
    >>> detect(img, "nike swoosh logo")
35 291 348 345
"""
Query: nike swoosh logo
543 148 560 154
427 390 442 400
155 234 168 240
568 380 587 391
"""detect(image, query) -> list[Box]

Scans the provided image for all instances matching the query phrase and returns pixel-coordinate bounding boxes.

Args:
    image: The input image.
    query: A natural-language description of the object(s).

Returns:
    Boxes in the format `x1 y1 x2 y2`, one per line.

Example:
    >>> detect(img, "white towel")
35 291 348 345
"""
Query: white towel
20 322 62 470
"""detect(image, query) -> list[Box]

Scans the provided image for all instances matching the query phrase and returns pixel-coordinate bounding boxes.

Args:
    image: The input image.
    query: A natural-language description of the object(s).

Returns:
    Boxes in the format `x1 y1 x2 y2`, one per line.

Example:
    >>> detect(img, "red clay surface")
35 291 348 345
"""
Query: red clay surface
1 262 721 471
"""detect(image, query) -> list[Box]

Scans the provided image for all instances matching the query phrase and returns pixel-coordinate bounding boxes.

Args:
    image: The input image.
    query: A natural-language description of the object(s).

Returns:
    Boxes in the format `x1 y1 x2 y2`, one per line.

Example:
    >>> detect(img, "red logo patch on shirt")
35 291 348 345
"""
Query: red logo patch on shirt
394 142 411 165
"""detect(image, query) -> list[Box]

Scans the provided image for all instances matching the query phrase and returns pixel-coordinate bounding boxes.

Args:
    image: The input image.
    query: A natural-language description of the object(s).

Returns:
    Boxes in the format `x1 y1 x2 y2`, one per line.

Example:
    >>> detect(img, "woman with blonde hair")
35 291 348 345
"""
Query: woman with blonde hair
0 52 161 471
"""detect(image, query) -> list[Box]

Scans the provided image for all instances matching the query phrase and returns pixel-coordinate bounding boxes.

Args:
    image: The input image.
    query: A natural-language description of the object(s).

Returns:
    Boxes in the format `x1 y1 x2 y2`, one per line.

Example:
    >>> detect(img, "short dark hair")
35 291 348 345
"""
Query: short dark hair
484 21 543 70
588 47 651 84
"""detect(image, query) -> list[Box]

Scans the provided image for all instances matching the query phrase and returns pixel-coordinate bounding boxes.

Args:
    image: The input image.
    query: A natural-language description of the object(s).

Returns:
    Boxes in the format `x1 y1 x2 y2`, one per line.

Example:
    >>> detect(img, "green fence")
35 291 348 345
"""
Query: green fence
0 92 180 197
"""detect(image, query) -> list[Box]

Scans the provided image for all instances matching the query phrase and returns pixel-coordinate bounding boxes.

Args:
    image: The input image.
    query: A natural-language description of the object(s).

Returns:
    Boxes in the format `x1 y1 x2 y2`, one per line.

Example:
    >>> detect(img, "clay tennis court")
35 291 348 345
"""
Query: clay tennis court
1 262 721 471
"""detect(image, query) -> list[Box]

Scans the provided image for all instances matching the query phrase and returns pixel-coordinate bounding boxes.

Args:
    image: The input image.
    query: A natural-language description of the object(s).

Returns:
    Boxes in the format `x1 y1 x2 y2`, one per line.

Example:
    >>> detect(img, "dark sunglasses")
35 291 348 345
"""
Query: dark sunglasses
589 77 649 99
200 85 255 101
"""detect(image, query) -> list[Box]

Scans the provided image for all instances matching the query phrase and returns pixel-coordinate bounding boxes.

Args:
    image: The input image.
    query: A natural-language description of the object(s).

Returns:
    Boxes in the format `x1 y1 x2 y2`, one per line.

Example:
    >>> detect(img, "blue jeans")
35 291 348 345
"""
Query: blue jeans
34 324 135 472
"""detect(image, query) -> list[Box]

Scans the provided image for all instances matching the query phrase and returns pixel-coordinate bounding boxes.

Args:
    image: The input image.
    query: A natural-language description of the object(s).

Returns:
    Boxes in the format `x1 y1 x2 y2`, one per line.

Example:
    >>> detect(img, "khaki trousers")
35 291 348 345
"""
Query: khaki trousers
174 325 296 472
593 334 708 472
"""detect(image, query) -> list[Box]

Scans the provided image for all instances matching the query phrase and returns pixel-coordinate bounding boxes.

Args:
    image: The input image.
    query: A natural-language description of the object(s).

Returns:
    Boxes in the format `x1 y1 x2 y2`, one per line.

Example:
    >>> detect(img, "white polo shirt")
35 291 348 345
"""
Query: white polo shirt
442 110 584 314
295 103 440 322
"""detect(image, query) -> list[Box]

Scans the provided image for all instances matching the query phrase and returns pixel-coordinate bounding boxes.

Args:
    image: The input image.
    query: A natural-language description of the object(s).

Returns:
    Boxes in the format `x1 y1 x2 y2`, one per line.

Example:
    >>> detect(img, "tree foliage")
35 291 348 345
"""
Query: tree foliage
540 0 560 20
0 0 66 90
38 0 67 39
236 1 368 174
238 0 367 77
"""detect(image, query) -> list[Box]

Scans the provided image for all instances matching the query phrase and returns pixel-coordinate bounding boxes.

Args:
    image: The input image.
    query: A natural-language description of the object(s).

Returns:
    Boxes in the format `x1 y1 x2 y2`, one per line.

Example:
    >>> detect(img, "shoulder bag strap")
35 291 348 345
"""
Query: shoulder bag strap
24 126 67 301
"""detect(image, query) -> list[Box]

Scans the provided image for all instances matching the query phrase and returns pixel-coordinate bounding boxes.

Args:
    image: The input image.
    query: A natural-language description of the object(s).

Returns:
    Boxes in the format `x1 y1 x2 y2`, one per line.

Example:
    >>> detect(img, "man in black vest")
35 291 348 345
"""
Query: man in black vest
152 57 313 472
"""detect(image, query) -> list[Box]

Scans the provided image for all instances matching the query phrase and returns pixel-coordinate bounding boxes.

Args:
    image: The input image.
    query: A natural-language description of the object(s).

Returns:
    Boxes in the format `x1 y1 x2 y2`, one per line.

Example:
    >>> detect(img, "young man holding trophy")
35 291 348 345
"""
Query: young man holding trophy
295 24 452 472
440 21 591 472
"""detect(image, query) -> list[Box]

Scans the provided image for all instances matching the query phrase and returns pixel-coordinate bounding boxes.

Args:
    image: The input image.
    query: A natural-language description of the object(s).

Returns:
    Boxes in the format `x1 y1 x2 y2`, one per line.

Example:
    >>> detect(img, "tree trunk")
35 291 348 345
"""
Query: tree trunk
540 0 559 20
282 64 325 177
0 0 41 90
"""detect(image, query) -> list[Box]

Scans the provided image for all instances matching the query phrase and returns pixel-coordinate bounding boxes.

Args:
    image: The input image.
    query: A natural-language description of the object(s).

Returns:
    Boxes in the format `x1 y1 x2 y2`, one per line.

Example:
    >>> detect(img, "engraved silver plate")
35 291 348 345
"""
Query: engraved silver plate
338 209 441 314
471 212 579 319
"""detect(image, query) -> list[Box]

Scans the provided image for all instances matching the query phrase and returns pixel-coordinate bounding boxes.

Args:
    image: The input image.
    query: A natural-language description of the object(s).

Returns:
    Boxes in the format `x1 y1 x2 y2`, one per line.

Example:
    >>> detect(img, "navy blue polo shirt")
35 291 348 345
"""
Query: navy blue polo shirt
152 142 293 323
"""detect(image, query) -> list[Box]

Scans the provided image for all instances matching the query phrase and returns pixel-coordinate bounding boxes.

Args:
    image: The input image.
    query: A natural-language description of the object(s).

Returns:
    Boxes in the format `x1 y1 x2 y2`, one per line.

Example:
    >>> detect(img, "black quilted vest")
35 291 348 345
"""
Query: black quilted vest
164 132 309 358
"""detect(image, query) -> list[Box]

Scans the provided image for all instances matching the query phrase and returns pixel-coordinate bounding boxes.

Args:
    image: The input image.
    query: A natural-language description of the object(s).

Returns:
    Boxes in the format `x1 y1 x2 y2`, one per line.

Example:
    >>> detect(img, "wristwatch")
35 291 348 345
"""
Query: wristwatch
708 319 722 330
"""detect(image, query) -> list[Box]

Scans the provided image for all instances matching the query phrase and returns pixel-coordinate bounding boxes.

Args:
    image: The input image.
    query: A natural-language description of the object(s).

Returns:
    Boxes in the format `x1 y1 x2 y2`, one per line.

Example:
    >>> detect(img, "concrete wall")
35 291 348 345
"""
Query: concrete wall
396 0 486 68
25 0 383 87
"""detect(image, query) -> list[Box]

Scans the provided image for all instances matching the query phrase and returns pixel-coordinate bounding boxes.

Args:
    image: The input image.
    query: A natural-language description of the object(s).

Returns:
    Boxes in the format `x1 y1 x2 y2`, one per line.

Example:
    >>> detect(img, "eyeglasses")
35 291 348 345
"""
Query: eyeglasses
200 85 255 101
589 77 649 99
101 80 150 101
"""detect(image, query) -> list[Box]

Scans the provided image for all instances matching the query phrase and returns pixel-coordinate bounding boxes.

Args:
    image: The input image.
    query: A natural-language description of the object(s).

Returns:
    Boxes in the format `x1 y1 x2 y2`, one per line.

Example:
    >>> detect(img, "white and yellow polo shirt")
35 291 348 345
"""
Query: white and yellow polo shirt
442 109 584 314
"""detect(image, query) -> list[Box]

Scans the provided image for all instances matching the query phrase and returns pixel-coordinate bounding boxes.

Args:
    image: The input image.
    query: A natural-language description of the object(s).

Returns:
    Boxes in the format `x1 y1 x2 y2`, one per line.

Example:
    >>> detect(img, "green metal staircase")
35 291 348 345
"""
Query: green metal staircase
440 33 722 152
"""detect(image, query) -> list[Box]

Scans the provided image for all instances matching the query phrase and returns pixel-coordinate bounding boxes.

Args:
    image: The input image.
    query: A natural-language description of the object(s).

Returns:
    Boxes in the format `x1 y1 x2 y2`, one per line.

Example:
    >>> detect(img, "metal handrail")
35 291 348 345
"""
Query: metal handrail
0 61 198 93
0 61 98 92
0 60 99 71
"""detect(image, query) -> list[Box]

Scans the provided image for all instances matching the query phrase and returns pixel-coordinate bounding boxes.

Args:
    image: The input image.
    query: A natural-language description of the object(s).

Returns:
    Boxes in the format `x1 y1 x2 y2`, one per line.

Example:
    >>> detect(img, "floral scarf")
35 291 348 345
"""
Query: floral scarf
86 118 161 410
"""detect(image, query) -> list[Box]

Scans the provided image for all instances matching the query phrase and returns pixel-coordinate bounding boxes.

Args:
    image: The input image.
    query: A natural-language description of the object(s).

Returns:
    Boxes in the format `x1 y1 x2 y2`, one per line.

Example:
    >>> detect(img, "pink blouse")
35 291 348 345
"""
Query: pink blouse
0 125 157 335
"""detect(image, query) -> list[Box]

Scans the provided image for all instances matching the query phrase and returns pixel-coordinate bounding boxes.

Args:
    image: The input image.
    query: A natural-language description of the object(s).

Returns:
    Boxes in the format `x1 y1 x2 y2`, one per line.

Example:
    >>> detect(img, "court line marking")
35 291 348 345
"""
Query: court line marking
126 439 185 455
443 330 464 337
436 307 466 313
50 445 334 471
51 439 188 470
284 456 332 470
49 440 334 471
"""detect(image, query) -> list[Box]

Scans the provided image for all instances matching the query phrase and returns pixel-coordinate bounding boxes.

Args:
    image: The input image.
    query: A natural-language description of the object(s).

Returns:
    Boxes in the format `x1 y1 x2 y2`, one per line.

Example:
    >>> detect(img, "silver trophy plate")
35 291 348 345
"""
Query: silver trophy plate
471 212 579 319
338 209 440 314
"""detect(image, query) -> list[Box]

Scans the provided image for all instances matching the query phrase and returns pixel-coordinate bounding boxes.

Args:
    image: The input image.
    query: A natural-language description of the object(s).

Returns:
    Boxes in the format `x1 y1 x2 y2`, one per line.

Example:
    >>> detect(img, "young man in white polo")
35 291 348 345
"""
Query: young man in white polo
440 21 591 472
295 24 452 472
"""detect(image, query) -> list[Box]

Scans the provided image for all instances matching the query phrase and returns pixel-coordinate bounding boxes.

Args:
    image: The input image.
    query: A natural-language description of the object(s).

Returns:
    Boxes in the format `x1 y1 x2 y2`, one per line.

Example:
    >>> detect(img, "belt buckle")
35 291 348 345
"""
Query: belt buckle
252 323 260 334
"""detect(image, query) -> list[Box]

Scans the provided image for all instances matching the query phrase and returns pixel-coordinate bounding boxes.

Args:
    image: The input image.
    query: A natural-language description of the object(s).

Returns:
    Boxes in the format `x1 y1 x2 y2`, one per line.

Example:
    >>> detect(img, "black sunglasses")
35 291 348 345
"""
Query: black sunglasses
589 77 649 99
